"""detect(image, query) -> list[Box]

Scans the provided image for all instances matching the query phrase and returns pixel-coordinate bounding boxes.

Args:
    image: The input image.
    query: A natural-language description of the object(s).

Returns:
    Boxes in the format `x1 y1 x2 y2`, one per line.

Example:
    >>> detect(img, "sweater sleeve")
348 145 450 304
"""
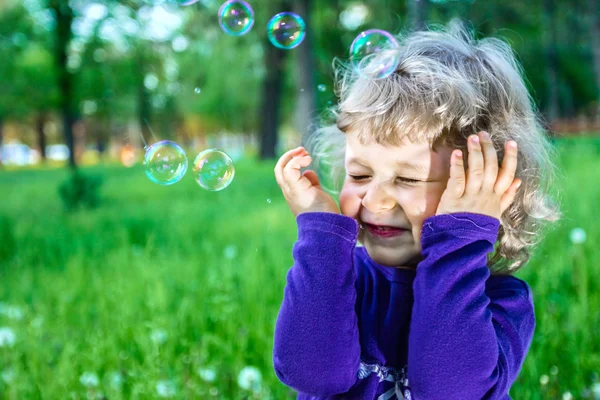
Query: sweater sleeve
408 212 536 400
272 212 362 397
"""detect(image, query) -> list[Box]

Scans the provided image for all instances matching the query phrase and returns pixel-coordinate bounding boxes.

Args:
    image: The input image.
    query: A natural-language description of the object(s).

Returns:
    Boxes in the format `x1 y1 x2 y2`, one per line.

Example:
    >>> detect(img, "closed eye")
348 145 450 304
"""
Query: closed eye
348 175 422 184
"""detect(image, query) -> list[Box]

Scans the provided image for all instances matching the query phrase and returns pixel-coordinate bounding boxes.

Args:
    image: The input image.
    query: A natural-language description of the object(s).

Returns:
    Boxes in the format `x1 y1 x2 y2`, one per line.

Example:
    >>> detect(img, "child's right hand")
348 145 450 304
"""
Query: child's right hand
274 146 340 217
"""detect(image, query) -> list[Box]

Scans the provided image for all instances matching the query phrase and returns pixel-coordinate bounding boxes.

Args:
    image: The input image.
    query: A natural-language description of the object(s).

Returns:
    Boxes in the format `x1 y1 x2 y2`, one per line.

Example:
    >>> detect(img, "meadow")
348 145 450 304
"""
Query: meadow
0 137 599 399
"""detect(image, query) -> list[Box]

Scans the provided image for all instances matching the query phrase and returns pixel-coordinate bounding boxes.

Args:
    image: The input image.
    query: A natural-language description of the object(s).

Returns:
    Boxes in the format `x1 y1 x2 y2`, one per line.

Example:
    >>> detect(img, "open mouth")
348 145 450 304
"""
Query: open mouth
363 223 407 238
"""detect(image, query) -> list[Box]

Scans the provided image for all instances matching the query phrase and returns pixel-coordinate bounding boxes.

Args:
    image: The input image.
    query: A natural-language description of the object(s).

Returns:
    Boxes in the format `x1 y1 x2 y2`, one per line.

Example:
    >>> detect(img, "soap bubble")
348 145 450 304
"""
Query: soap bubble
218 0 255 36
143 140 188 185
350 29 400 79
267 12 306 49
192 149 235 191
317 84 326 92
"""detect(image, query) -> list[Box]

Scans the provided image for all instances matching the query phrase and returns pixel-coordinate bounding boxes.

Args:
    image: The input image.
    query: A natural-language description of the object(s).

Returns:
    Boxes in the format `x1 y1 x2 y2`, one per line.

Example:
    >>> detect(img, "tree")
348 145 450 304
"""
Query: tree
589 0 600 120
49 0 77 168
259 0 292 160
293 0 318 146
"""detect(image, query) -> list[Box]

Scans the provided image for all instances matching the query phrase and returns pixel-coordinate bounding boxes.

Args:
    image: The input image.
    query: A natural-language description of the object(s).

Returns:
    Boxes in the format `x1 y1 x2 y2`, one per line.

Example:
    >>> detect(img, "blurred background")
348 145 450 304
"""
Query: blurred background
0 0 599 399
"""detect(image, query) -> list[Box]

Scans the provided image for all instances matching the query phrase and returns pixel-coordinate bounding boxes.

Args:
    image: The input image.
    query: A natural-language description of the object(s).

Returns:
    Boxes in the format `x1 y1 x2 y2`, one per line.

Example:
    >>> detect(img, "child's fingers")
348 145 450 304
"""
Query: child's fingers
495 140 518 195
500 178 522 215
447 149 466 197
302 170 321 188
274 147 305 189
465 134 484 194
282 154 312 191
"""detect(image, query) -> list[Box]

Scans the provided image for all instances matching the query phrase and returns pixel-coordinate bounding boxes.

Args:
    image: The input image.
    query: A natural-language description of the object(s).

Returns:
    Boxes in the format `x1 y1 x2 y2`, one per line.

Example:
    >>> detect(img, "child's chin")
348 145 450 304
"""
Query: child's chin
361 239 421 267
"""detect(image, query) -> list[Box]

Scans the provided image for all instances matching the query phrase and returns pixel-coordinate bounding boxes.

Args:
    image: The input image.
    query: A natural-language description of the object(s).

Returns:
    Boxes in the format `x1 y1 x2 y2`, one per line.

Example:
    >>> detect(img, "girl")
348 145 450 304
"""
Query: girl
273 19 562 400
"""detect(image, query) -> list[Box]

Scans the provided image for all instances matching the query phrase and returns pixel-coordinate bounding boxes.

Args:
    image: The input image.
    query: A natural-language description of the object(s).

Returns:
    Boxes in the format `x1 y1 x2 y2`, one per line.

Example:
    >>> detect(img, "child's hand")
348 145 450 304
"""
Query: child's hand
435 131 522 221
274 146 340 217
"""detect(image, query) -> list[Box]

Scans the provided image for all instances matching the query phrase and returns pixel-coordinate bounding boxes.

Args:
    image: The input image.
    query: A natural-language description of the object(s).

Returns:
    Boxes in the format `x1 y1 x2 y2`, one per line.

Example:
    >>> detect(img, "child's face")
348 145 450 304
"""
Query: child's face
339 129 454 269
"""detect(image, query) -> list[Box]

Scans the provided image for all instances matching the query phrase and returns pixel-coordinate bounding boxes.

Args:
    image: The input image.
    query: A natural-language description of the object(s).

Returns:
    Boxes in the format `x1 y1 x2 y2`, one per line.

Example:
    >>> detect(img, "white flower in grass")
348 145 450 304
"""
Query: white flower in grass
2 368 15 383
197 367 216 382
156 380 176 398
79 372 99 387
237 366 262 391
110 371 123 388
592 382 600 398
0 304 23 320
0 327 16 347
223 244 238 260
150 329 168 345
569 227 587 244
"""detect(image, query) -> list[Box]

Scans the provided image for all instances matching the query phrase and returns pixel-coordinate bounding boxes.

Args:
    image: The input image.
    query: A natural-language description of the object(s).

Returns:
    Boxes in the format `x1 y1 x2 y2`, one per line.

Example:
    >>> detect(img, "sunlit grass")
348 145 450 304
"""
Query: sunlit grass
0 137 599 399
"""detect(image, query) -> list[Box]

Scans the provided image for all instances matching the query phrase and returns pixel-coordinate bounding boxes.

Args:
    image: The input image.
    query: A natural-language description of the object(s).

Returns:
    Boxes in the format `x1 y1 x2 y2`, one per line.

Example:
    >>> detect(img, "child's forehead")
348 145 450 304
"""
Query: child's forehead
346 129 432 152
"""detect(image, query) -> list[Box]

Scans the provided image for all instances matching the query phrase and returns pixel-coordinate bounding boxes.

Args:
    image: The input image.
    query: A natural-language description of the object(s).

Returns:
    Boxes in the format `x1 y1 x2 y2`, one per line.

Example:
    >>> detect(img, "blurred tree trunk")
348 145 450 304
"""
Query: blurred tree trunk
590 0 600 120
294 0 317 143
50 0 76 168
542 0 560 122
36 112 47 161
135 47 152 147
259 1 291 160
408 0 429 30
96 118 109 156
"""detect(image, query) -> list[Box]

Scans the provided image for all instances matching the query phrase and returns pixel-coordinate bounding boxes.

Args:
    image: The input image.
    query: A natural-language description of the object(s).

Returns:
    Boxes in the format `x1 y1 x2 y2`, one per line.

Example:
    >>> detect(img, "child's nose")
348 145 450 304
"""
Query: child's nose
361 180 397 213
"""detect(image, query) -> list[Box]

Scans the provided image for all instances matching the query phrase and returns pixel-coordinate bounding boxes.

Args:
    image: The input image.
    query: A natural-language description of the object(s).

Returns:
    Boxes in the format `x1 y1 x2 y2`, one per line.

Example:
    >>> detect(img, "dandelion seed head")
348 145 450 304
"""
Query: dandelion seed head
156 380 176 398
0 327 16 347
569 227 587 244
197 367 217 382
237 366 262 391
79 372 99 388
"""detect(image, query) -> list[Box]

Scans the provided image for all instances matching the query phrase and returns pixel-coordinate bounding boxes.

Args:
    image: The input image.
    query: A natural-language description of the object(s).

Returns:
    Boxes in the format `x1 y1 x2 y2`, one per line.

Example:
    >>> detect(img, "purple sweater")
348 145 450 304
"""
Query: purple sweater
273 212 535 400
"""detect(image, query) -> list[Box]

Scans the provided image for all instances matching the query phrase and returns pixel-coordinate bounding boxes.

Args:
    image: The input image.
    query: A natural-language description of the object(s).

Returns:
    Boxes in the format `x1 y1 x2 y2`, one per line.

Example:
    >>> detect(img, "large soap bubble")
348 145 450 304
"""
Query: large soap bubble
143 141 188 185
218 0 255 36
350 29 400 79
267 12 306 49
192 149 235 191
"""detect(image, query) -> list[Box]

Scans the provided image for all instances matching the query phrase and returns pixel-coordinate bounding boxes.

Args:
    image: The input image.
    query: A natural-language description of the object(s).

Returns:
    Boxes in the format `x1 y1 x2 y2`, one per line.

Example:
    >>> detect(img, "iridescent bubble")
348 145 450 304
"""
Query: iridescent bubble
317 84 326 92
192 149 235 191
267 12 306 50
218 0 255 36
143 140 188 185
350 29 400 80
195 87 201 94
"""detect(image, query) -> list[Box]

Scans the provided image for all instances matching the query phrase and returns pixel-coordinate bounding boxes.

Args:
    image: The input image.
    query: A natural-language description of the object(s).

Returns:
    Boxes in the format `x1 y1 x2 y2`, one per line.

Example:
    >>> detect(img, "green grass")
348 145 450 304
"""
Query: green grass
0 138 599 399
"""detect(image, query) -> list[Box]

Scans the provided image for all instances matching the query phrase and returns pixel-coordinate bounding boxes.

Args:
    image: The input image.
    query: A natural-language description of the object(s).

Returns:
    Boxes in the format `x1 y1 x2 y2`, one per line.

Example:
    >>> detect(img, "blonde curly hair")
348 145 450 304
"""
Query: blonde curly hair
304 18 563 275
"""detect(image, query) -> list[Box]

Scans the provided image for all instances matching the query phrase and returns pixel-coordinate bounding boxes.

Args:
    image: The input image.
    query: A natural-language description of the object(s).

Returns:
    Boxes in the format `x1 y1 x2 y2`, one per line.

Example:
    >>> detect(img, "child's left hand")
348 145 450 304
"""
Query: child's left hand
435 131 522 221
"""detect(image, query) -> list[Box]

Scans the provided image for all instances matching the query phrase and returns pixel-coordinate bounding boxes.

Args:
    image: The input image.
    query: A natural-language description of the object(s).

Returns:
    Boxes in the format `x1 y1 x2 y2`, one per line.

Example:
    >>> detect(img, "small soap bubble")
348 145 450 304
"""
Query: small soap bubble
192 149 235 191
144 140 188 186
267 12 306 49
195 87 201 94
350 29 400 79
218 0 255 36
318 84 326 92
266 198 271 204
